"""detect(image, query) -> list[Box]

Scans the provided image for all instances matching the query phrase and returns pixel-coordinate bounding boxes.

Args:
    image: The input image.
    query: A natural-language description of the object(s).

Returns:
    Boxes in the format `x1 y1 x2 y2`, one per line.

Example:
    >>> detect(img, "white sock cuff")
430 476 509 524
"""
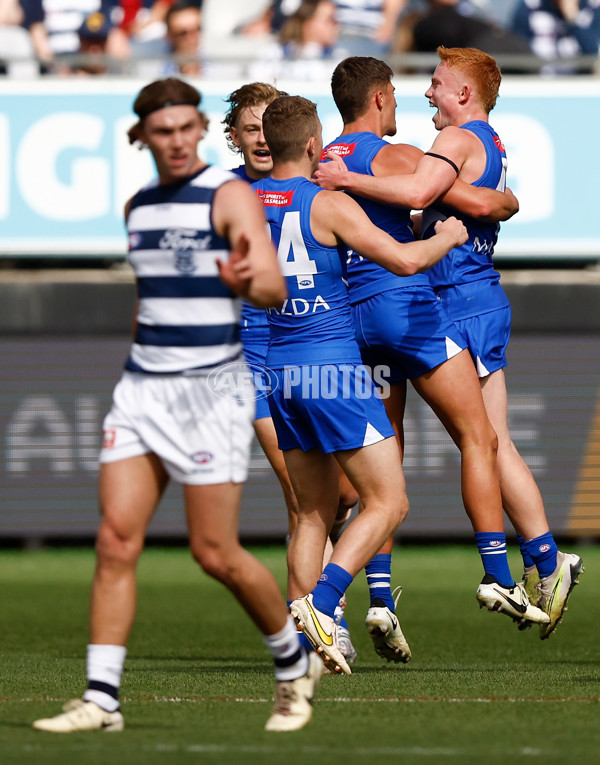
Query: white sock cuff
86 643 127 687
262 615 299 657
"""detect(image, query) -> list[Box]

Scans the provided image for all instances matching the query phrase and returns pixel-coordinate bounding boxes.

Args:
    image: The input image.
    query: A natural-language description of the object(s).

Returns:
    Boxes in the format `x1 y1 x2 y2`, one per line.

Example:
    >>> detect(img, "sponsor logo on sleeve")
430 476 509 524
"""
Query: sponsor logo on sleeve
320 143 356 161
256 190 294 207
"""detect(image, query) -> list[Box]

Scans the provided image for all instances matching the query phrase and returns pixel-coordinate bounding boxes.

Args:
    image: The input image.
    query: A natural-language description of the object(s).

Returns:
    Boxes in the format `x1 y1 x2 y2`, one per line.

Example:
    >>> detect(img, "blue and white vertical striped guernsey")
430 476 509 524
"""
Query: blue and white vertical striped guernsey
124 165 242 374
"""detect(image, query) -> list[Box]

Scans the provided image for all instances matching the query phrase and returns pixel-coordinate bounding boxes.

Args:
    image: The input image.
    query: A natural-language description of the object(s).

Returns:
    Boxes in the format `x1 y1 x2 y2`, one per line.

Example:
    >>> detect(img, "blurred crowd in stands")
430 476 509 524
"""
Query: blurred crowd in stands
1 0 599 77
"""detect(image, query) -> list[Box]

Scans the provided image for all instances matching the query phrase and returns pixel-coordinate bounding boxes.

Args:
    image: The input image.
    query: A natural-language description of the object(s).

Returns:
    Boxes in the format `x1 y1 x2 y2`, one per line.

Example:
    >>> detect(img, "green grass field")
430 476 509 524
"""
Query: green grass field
1 544 598 765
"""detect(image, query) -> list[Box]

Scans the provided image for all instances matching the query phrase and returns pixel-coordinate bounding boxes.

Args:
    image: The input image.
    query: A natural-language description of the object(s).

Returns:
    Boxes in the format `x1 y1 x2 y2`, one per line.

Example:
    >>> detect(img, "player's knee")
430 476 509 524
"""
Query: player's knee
488 425 499 455
95 522 143 567
395 497 409 528
190 542 234 583
338 489 359 515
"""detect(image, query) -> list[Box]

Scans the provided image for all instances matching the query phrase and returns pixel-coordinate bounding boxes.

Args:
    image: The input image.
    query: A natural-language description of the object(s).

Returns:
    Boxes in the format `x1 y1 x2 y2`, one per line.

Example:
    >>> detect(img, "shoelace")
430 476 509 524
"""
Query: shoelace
272 682 296 715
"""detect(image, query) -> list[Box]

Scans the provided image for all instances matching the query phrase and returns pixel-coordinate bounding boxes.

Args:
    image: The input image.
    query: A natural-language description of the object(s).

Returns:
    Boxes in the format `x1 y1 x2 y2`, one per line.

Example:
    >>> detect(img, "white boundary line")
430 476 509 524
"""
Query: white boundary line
15 695 600 704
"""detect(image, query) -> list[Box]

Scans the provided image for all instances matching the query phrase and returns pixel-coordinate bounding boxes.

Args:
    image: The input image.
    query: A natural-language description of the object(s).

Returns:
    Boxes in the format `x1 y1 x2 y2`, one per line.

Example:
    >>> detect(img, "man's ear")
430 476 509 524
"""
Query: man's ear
458 84 471 105
307 135 316 158
230 125 241 148
374 89 385 111
197 109 210 134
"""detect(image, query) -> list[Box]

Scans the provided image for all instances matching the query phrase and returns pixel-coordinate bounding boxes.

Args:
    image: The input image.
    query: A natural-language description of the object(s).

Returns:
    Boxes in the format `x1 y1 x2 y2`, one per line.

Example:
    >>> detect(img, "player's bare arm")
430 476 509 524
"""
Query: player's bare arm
311 190 467 276
212 179 286 308
442 183 519 222
371 140 517 222
315 128 468 210
216 233 253 296
370 142 422 176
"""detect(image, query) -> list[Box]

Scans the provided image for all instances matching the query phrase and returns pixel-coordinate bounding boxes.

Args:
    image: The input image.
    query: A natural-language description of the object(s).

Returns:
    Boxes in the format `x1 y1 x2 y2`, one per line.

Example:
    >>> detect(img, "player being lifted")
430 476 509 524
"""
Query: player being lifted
316 48 582 638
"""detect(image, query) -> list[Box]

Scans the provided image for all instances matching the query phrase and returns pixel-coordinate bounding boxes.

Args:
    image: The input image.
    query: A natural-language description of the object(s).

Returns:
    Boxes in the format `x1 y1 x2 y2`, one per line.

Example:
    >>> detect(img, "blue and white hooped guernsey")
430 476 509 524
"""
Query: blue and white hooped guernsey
125 165 242 374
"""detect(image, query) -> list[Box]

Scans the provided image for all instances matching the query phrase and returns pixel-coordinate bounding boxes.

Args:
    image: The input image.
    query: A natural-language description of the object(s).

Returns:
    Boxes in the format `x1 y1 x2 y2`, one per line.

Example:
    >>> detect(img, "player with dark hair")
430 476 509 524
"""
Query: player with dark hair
255 94 469 674
33 77 321 735
314 54 550 658
316 47 583 638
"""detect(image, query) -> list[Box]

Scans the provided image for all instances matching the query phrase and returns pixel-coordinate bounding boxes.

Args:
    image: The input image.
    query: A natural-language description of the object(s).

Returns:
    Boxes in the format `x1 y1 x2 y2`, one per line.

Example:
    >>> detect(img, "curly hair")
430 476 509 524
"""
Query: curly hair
222 82 288 153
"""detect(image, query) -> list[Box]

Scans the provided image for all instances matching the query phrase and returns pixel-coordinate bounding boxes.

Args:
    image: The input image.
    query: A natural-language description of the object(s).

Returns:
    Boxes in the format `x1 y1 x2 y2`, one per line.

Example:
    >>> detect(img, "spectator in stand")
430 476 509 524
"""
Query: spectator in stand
131 0 201 77
164 0 201 74
335 0 407 57
69 11 114 74
1 0 37 75
39 0 125 61
248 0 343 82
394 0 531 71
242 0 303 36
118 0 175 59
510 0 600 73
1 0 52 74
398 0 529 54
244 0 406 57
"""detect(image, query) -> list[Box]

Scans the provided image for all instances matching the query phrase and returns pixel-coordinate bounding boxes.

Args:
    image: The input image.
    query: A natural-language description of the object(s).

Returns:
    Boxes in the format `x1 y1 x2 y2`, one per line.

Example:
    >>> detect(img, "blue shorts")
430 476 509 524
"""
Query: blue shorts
452 307 512 377
241 328 271 420
352 287 467 383
267 364 395 453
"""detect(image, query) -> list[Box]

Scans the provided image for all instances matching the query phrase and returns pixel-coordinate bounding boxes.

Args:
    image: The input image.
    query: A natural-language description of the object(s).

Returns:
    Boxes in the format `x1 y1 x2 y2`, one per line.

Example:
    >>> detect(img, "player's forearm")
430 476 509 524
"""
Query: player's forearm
390 237 453 275
441 183 518 222
382 217 466 274
246 271 287 308
345 171 436 211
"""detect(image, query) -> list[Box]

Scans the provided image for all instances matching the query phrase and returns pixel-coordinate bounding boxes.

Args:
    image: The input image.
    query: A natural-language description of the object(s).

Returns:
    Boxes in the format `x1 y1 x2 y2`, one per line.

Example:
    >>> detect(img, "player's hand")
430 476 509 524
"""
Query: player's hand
504 187 519 218
434 216 468 248
217 233 253 296
314 152 350 190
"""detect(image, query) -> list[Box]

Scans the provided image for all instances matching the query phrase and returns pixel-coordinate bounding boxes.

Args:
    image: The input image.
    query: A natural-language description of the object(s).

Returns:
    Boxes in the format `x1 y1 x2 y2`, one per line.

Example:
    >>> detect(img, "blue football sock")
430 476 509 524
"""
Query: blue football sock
311 563 353 618
517 534 535 568
522 532 558 578
288 601 315 653
475 532 514 588
365 553 394 609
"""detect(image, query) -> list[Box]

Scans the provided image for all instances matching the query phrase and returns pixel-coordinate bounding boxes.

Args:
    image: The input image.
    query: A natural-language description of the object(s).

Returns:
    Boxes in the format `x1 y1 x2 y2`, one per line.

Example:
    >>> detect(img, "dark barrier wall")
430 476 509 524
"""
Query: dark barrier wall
1 272 599 542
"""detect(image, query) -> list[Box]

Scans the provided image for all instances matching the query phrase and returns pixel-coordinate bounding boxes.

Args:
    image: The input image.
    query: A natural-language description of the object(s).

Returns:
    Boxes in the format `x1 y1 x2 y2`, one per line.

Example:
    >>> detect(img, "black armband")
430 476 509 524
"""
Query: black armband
424 152 459 175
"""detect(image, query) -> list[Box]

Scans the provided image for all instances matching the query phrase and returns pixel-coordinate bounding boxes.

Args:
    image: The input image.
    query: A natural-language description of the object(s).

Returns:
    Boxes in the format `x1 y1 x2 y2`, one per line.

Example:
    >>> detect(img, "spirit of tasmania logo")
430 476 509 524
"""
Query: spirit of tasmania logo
321 143 356 160
256 190 294 207
493 135 505 152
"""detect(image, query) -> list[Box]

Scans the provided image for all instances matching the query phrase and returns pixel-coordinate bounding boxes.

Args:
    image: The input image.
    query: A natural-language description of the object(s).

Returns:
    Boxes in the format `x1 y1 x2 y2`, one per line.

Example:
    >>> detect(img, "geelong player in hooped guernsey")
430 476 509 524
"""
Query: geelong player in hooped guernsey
32 78 326 736
126 165 245 374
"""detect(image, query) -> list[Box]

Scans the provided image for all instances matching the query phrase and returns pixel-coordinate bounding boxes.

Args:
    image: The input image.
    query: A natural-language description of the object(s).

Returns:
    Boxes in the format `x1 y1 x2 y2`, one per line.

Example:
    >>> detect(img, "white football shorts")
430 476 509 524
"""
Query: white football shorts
100 370 255 485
